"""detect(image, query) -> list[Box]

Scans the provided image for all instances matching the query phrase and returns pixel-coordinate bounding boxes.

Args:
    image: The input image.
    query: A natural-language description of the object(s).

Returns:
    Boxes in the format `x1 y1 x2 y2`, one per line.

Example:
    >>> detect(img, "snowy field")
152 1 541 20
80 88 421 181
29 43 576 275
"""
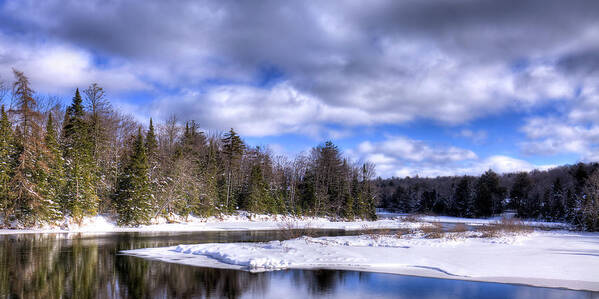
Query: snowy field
0 212 572 235
123 230 599 292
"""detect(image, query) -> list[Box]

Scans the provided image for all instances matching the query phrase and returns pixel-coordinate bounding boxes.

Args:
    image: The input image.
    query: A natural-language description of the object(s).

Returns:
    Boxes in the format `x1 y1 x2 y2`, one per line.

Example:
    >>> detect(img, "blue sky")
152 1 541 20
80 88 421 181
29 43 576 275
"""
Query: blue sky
0 0 598 178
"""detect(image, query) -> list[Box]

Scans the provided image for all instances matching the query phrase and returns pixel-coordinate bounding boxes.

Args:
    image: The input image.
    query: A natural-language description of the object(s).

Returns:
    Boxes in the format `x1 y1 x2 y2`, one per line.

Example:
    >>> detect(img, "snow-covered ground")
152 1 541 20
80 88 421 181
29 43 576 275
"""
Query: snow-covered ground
0 212 428 235
0 212 573 235
123 230 599 291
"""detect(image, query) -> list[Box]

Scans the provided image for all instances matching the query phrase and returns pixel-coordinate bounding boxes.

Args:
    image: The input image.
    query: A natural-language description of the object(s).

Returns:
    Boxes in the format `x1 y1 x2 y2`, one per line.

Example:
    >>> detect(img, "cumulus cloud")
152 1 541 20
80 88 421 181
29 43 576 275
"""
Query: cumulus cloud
0 0 596 135
0 33 148 95
1 0 598 175
354 136 551 178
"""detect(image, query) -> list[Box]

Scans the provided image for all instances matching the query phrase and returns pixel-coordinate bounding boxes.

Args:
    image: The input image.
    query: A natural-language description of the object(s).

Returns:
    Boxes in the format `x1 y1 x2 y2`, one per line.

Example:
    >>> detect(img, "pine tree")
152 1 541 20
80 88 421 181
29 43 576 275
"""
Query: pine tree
246 163 269 214
145 118 158 161
43 114 66 220
62 89 98 222
454 176 473 217
221 128 244 212
511 172 531 218
0 106 15 225
115 128 152 225
474 169 505 217
550 178 565 220
360 163 377 220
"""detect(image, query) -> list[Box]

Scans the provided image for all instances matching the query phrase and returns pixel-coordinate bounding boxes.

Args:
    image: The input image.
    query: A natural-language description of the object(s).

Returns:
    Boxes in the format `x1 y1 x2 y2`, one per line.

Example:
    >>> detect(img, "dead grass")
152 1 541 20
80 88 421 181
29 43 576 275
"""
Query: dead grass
395 228 416 238
277 217 315 239
476 217 532 238
451 223 468 233
360 224 392 241
421 223 444 239
402 214 423 223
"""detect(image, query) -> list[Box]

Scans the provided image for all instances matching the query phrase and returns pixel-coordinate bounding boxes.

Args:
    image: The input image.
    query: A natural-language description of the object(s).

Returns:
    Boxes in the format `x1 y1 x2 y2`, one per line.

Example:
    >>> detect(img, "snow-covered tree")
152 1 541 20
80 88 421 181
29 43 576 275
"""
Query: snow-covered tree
62 88 98 223
115 128 152 225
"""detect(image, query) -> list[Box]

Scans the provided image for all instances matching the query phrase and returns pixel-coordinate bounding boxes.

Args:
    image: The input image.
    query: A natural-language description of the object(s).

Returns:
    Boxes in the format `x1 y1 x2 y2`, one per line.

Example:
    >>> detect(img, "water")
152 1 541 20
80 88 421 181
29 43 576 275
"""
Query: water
0 231 596 298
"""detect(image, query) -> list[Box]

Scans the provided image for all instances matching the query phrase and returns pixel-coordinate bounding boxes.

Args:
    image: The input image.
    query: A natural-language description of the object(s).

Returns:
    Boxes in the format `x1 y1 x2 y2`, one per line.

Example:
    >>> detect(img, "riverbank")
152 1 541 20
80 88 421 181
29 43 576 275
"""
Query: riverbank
0 212 572 235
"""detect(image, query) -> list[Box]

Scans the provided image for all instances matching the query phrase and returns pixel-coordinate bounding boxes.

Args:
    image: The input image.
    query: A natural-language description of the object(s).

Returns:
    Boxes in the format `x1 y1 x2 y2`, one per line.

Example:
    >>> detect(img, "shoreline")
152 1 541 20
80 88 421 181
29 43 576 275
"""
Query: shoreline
0 213 572 235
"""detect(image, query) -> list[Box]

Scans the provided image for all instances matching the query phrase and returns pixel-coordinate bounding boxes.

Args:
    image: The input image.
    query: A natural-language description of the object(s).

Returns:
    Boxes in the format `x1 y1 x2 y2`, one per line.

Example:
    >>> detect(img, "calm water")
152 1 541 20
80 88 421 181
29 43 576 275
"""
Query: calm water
0 230 597 299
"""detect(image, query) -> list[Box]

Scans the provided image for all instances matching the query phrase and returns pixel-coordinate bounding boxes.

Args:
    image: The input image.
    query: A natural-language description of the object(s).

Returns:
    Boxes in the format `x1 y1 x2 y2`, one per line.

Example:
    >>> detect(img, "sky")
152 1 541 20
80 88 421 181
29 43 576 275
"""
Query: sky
0 0 598 178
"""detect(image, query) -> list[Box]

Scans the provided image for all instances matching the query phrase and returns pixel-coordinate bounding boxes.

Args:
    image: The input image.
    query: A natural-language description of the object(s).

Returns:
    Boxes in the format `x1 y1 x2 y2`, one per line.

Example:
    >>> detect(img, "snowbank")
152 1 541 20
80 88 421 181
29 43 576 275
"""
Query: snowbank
0 212 426 235
123 230 599 291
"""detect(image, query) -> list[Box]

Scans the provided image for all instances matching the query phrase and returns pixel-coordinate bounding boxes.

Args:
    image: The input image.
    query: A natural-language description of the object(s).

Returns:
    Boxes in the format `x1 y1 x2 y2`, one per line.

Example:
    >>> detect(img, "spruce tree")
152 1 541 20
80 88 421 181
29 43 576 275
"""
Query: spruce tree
62 89 98 222
511 172 531 217
145 118 158 162
454 176 473 217
474 170 504 217
221 128 244 212
115 129 152 225
246 163 270 214
0 106 15 225
43 114 66 220
361 164 377 220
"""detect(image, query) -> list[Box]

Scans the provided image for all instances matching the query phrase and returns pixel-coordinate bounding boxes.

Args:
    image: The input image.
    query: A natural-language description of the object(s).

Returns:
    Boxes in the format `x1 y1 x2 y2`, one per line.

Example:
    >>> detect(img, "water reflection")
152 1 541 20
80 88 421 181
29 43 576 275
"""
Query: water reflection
0 232 597 298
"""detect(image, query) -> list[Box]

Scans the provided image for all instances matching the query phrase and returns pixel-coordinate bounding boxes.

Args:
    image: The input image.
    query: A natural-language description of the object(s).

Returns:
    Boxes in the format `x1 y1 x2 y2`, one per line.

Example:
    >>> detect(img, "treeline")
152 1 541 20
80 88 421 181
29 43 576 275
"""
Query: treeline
376 163 599 231
0 69 376 227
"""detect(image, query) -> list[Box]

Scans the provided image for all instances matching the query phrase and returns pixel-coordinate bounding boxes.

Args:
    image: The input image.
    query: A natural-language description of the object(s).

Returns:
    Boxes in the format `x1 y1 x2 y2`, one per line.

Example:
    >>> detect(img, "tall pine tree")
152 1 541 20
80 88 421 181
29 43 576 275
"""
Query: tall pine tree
115 128 152 225
62 88 98 222
43 114 66 218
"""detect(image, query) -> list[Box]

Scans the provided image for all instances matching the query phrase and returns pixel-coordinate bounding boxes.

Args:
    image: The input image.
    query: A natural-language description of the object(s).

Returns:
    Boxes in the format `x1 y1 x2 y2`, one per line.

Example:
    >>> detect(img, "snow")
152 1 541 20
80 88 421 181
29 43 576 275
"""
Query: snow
123 230 599 292
0 212 427 235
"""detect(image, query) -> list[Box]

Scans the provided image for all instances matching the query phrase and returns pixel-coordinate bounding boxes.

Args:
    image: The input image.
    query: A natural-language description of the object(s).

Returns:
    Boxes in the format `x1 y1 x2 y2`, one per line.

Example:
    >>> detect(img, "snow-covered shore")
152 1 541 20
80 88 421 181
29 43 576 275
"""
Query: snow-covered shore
0 212 572 235
123 230 599 291
0 212 428 235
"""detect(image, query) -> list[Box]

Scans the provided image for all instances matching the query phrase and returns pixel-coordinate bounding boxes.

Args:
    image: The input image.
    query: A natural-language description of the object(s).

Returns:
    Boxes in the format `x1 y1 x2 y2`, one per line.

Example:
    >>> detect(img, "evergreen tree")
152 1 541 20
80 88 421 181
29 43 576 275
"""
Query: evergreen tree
511 172 531 217
145 118 158 161
454 176 473 217
565 189 578 222
550 178 565 220
115 129 152 225
62 89 98 222
221 128 244 212
43 114 66 219
474 170 505 217
245 163 270 214
361 163 377 220
0 106 15 225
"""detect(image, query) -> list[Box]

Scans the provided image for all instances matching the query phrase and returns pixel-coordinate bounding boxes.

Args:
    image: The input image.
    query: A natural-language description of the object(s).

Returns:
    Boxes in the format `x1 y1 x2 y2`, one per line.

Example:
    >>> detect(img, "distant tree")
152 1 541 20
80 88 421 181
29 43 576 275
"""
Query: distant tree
474 169 505 217
581 171 599 231
511 172 532 217
361 163 377 220
550 178 565 220
454 176 473 217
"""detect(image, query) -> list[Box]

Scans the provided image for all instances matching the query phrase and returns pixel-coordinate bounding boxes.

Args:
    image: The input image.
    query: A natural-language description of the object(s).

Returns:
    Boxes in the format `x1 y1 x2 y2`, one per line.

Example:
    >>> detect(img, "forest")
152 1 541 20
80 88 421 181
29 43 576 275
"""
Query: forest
0 69 376 227
376 163 599 231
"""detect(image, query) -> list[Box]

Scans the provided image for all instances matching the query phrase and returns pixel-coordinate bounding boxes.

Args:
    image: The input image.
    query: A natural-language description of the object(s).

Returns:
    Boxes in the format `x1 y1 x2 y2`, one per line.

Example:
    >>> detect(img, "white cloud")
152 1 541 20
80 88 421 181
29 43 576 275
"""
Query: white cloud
354 135 551 178
0 33 149 95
